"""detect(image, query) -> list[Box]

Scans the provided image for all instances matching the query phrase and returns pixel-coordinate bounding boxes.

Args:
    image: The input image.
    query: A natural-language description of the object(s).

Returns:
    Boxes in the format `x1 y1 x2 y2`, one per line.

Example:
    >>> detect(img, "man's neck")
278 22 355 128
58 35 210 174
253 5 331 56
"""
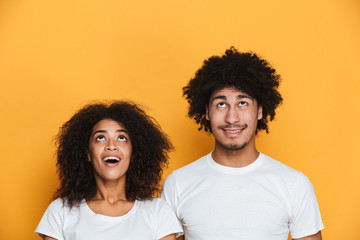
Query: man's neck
211 143 259 168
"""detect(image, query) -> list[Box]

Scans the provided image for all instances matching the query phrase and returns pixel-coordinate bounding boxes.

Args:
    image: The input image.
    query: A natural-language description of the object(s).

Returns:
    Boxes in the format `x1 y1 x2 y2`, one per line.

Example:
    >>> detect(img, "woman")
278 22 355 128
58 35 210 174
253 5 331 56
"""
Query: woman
36 101 183 240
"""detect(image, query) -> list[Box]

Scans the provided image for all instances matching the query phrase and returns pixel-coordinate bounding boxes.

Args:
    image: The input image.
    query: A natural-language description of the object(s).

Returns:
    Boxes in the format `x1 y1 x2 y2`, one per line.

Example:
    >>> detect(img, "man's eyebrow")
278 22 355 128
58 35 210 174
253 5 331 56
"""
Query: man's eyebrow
210 95 226 103
210 94 253 103
92 129 128 137
237 94 254 100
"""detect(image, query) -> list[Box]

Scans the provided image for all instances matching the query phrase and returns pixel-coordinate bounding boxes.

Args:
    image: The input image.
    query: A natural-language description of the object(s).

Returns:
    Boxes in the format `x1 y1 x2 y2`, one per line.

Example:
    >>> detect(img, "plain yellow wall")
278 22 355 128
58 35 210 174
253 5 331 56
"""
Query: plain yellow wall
0 0 359 239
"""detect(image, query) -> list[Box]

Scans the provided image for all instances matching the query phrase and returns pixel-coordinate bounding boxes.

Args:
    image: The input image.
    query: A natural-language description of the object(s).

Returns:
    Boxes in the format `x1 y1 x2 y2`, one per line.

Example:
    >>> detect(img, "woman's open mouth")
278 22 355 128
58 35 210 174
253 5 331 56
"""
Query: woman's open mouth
103 156 120 164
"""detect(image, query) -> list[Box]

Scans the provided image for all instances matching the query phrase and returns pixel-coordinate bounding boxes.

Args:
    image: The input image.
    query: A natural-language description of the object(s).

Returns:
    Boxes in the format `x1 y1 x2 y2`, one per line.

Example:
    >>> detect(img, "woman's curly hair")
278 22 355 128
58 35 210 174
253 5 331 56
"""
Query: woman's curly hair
54 100 173 208
183 47 283 133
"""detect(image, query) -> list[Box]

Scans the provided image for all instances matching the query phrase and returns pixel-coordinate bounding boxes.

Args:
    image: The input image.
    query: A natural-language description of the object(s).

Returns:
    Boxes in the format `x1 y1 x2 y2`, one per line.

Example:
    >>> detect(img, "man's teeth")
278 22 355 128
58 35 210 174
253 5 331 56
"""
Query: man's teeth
224 129 241 133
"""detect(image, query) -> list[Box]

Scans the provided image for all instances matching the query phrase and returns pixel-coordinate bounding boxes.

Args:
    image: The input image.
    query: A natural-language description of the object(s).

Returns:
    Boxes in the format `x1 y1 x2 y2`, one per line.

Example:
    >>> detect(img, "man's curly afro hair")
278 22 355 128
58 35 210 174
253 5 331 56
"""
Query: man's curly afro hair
183 47 283 133
54 100 173 208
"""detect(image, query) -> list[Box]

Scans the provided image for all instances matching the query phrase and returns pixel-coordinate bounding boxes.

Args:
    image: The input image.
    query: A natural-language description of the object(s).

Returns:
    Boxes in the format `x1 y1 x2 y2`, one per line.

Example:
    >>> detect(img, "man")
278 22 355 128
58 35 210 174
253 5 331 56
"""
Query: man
162 47 324 240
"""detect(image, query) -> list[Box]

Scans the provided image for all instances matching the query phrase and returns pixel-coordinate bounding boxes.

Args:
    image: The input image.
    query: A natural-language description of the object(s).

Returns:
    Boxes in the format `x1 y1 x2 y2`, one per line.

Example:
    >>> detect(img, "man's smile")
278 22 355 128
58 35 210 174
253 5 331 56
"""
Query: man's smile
219 124 247 133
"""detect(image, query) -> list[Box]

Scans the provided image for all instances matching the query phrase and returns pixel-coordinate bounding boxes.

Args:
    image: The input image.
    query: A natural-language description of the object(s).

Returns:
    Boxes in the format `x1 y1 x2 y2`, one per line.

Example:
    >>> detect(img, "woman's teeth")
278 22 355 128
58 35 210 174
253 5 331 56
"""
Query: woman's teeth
103 156 120 163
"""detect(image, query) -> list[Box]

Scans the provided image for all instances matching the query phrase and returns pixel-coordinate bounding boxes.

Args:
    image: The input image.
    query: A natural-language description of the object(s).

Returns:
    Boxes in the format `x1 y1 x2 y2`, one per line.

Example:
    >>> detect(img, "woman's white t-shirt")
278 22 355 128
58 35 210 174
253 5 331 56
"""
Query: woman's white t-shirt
35 198 183 240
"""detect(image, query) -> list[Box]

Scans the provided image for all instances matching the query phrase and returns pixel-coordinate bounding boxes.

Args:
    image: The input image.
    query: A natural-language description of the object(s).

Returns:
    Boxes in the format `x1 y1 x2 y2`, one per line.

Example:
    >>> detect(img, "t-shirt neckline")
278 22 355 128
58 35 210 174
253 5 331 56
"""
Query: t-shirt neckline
83 199 138 221
206 151 265 175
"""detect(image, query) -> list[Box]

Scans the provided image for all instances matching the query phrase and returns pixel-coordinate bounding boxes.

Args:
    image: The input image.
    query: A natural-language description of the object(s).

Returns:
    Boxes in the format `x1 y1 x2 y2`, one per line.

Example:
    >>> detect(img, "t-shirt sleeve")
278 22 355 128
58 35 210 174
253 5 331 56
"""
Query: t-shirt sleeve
161 173 179 215
35 199 65 240
289 173 324 239
154 198 183 239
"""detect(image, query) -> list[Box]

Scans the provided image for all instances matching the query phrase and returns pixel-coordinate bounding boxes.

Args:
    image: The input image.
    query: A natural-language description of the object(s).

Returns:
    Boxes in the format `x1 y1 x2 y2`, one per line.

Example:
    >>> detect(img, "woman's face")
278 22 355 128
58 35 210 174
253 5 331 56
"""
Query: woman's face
88 118 132 182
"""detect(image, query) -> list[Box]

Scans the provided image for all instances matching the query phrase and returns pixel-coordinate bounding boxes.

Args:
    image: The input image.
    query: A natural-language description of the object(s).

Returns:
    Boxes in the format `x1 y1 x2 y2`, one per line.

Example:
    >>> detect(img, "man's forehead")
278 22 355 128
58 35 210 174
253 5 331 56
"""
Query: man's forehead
210 87 253 100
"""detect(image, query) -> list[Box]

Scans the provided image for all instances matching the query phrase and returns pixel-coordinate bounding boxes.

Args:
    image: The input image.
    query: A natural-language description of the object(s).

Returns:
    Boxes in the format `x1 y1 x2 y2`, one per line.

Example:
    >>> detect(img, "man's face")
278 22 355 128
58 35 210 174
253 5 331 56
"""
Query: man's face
206 87 262 151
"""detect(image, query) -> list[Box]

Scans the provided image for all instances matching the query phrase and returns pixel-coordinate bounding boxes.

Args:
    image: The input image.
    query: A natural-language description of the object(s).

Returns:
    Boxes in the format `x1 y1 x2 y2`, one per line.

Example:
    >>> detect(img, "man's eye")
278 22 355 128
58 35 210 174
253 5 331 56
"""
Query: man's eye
118 135 128 142
217 102 227 108
95 135 106 141
239 101 247 106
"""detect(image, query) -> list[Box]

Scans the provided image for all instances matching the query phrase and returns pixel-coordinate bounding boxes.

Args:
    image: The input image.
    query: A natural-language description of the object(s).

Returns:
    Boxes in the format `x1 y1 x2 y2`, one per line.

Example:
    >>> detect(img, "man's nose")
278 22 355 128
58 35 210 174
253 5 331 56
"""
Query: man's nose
225 107 240 124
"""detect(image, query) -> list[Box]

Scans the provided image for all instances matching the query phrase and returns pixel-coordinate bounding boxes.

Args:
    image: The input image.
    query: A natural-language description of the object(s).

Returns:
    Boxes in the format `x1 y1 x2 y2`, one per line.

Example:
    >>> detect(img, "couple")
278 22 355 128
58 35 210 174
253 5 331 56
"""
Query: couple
36 47 324 240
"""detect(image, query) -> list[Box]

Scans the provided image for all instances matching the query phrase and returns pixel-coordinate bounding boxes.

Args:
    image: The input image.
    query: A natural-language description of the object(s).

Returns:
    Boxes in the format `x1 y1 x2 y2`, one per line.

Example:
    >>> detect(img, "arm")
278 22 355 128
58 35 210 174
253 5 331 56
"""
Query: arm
159 233 176 240
161 175 184 240
293 231 322 240
289 174 324 239
154 198 183 240
35 199 64 240
41 235 57 240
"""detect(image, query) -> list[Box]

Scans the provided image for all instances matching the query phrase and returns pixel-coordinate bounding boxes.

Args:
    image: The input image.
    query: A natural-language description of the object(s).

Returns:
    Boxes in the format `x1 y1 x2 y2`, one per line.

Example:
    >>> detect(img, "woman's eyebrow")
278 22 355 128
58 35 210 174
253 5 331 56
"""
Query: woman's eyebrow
116 129 128 134
92 129 128 137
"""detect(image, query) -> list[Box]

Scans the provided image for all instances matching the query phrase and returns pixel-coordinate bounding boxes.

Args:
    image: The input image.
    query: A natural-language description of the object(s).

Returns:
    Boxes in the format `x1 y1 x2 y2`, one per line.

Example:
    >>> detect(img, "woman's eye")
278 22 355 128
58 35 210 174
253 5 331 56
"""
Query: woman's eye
118 135 128 142
217 102 227 108
239 101 248 106
95 135 106 141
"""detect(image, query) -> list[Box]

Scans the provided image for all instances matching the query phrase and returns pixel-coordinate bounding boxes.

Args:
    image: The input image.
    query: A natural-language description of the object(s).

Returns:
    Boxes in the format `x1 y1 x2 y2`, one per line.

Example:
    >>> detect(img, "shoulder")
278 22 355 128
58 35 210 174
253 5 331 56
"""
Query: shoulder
260 153 303 178
138 198 172 211
256 153 315 192
45 198 67 213
171 153 210 177
35 199 69 239
162 153 210 191
136 198 177 221
43 198 84 218
138 198 183 238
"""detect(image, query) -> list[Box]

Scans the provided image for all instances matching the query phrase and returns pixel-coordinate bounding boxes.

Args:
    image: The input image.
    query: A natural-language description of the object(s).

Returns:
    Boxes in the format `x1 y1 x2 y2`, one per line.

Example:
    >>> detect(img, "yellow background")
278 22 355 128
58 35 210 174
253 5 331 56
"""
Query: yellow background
0 0 359 239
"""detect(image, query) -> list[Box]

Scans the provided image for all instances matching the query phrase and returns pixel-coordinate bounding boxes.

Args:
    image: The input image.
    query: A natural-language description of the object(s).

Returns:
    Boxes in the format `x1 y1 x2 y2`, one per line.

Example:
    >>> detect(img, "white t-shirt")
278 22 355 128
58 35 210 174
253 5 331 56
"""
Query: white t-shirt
161 152 324 240
35 198 183 240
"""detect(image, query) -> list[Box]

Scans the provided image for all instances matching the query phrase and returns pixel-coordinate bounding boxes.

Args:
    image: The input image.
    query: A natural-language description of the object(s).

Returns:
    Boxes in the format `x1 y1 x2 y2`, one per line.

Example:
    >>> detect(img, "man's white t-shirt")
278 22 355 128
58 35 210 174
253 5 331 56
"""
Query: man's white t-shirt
162 152 324 240
35 198 183 240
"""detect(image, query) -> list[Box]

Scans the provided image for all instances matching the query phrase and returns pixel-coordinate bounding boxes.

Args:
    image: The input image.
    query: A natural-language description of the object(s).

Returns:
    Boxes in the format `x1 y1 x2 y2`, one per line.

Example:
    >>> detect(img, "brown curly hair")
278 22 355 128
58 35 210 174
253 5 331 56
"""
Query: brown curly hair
183 47 283 133
54 100 173 208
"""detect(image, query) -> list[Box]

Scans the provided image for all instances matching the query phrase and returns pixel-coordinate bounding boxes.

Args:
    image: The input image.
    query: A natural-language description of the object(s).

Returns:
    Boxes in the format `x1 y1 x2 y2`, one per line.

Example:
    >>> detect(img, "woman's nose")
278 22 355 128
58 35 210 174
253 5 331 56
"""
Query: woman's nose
105 140 118 150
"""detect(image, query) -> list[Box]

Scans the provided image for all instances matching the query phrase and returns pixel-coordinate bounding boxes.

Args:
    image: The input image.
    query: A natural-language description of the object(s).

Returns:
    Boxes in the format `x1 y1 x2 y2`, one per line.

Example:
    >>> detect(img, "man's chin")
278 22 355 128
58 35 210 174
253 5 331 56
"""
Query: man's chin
220 142 247 151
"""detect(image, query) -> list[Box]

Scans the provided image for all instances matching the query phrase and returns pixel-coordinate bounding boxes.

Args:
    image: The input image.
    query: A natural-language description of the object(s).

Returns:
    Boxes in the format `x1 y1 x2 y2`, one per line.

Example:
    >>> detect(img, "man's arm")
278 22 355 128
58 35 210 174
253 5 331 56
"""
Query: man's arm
289 173 324 239
293 231 322 240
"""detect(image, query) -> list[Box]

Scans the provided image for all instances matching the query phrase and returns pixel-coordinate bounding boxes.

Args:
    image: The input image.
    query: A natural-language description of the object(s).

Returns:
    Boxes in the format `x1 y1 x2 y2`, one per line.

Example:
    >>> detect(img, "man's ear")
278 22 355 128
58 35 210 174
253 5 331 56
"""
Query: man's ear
206 105 209 121
257 105 263 120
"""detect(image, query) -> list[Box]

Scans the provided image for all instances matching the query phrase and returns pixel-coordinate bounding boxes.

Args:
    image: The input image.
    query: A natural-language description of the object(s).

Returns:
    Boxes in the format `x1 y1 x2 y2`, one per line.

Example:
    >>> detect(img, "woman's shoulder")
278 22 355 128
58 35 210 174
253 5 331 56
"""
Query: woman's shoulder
138 197 169 207
46 198 66 211
136 197 173 214
45 198 85 214
136 198 183 238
